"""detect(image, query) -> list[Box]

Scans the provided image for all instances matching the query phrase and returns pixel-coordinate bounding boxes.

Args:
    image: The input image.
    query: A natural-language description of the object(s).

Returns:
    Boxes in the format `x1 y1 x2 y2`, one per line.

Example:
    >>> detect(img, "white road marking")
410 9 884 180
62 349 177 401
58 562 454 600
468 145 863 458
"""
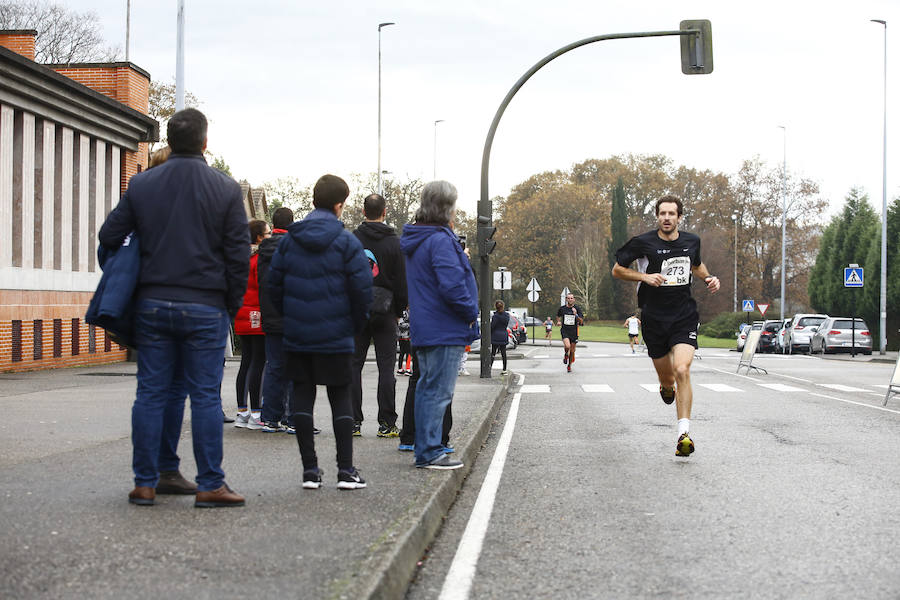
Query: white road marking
639 384 660 393
757 383 807 392
532 355 549 359
581 384 614 393
817 383 869 392
697 383 742 392
520 384 550 394
439 391 522 600
593 354 612 357
872 384 890 389
809 393 900 415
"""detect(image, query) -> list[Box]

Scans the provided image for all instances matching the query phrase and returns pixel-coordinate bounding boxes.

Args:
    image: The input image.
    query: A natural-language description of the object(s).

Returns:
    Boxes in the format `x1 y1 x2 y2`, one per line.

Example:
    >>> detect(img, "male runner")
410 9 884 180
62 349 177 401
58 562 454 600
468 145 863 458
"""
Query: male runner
612 195 720 457
623 313 641 353
556 293 584 373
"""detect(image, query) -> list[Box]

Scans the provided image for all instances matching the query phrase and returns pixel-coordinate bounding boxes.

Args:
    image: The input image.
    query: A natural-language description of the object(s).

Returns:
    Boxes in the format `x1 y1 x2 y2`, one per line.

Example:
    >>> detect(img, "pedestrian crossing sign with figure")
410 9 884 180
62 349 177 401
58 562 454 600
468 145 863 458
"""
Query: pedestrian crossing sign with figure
742 299 754 311
844 267 863 288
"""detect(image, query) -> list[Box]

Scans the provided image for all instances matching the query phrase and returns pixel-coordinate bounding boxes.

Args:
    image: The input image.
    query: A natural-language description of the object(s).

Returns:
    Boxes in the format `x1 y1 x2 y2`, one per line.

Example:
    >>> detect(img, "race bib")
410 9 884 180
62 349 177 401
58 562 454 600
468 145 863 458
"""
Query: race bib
563 314 576 326
660 256 691 286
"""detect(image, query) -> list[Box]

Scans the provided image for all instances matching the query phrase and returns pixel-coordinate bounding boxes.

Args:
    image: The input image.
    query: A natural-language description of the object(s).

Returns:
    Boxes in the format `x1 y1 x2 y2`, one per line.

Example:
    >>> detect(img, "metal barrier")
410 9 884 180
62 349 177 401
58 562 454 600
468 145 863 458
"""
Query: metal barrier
883 353 900 406
737 329 767 375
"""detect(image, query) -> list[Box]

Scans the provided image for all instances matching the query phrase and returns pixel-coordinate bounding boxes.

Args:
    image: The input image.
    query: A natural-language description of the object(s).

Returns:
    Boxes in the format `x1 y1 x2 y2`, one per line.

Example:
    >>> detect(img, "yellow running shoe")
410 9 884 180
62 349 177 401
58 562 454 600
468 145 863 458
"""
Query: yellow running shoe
675 432 694 457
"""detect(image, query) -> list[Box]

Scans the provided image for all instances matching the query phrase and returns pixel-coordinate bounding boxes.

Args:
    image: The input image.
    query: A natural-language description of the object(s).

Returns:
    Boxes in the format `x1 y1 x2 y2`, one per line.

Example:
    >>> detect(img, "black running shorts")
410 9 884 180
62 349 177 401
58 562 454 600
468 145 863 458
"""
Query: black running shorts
560 327 578 343
641 311 698 359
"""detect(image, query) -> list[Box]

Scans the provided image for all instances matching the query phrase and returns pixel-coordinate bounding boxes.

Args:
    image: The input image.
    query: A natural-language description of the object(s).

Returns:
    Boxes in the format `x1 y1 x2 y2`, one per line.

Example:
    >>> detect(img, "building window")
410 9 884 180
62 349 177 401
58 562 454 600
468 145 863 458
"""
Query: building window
11 320 22 362
33 320 43 360
88 324 96 353
71 318 80 355
53 319 62 357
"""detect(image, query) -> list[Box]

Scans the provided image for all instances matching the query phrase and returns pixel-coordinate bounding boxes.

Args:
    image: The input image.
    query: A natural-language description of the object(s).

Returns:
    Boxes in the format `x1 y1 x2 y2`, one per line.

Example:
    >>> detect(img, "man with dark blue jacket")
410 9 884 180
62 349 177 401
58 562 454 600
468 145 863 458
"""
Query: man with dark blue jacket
268 174 372 490
400 180 478 470
99 108 249 508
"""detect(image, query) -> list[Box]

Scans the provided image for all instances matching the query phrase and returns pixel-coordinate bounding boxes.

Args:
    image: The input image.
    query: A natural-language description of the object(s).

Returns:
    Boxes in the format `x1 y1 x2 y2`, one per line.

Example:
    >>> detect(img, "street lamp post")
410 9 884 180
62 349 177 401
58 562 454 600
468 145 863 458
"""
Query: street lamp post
778 125 787 321
377 22 395 196
872 19 888 354
433 119 445 179
175 0 185 110
732 212 738 313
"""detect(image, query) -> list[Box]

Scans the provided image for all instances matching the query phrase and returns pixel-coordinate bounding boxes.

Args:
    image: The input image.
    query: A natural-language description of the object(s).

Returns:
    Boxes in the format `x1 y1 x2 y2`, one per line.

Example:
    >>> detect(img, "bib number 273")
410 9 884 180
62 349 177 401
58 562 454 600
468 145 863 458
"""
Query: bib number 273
660 256 690 286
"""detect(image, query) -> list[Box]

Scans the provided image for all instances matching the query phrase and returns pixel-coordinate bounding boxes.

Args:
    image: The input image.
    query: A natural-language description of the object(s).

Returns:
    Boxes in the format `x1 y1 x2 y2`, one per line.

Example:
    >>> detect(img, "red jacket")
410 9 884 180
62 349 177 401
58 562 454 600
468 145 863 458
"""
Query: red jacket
233 252 264 336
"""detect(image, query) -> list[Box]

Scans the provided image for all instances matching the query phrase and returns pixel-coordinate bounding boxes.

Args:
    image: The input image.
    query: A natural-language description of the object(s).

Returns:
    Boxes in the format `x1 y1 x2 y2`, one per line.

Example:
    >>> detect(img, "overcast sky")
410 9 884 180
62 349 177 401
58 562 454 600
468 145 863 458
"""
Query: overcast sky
72 0 900 219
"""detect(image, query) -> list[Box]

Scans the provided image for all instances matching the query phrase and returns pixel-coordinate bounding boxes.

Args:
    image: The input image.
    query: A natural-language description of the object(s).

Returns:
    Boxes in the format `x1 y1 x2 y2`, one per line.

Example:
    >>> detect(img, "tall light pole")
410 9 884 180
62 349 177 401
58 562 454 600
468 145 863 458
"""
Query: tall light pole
778 125 787 321
433 119 445 179
732 212 738 313
872 19 888 354
175 0 185 110
377 22 395 196
125 0 131 61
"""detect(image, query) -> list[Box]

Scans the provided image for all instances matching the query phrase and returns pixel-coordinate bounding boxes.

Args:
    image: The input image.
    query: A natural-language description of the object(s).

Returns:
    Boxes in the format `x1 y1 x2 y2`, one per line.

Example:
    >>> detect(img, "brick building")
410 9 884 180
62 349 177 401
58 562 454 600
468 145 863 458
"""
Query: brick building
0 31 158 372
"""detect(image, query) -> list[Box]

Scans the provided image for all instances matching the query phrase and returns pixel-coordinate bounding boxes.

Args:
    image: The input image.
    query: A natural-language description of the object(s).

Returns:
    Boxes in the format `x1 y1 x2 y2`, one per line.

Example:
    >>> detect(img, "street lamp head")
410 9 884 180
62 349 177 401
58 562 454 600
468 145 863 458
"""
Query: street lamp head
871 19 886 26
379 22 396 30
434 119 445 125
731 212 738 221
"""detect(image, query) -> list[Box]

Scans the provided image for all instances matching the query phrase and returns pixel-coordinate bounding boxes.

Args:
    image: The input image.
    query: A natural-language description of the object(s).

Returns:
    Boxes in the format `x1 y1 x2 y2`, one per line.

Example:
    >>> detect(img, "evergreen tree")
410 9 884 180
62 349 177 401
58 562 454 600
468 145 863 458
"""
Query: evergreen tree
605 176 629 318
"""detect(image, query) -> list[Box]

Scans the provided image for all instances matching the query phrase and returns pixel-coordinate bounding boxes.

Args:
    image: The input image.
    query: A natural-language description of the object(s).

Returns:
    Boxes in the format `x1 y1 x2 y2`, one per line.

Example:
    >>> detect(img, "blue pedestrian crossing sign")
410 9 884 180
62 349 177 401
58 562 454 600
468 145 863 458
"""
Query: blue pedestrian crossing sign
742 299 755 311
844 267 864 288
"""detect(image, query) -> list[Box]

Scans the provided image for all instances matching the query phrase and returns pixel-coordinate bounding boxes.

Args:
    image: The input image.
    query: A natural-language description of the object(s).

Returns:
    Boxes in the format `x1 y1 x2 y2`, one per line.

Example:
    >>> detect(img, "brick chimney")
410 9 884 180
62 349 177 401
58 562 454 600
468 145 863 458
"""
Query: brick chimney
0 30 37 61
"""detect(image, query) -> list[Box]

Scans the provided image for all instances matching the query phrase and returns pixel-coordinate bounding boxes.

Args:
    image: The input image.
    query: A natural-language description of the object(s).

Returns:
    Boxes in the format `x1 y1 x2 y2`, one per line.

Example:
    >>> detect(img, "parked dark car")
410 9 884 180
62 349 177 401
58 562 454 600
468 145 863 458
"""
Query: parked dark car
758 320 782 353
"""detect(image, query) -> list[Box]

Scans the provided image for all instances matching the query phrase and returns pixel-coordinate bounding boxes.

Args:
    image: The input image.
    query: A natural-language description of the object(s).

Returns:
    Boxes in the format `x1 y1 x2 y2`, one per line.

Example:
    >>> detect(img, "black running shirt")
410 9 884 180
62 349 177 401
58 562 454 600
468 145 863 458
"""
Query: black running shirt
615 230 702 321
557 304 583 338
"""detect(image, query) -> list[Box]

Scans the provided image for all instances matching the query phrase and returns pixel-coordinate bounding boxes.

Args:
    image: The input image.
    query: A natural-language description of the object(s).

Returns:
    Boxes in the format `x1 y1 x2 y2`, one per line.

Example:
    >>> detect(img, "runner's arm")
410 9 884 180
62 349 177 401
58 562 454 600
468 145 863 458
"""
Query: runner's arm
691 263 720 293
612 263 665 287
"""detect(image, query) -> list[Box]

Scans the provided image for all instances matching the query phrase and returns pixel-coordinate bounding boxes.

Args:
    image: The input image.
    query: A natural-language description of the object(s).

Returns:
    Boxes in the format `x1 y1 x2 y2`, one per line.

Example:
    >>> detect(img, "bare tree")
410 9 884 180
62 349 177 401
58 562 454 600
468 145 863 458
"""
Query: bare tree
0 0 120 63
562 222 606 320
262 177 313 221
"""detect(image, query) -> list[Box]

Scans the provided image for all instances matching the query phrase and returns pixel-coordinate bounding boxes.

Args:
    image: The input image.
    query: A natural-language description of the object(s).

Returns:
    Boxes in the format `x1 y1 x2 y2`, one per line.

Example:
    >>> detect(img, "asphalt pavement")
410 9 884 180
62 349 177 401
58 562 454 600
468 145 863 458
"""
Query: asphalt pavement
407 342 900 599
0 351 509 600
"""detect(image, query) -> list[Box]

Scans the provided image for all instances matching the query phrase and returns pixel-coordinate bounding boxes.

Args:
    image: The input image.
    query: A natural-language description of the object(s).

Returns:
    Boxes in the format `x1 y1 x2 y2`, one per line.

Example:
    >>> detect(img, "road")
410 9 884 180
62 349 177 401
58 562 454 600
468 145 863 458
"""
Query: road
407 342 900 599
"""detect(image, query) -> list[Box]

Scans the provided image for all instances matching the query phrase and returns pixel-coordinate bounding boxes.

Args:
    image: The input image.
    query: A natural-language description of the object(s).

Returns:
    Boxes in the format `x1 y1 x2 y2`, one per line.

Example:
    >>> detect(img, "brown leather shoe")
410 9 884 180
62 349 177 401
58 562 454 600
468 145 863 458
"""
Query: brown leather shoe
156 471 198 495
194 484 245 508
128 486 156 506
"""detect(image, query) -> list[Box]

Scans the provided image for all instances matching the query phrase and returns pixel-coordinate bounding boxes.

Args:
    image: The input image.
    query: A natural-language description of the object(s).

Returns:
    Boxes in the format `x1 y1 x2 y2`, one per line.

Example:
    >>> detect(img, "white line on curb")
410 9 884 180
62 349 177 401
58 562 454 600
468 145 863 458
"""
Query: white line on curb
438 384 523 600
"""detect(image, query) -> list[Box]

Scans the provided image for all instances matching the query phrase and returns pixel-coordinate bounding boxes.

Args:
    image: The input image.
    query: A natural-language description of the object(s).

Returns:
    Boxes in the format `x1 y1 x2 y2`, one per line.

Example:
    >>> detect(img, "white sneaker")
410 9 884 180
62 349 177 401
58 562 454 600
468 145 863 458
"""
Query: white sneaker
234 412 250 428
247 414 266 430
458 369 470 376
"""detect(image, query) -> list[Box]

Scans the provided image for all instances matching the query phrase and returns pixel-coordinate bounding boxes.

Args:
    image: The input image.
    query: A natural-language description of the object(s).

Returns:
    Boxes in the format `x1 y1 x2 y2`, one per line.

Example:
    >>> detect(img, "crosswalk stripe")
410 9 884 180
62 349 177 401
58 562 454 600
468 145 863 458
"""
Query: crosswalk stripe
697 383 742 392
639 384 660 393
872 384 890 389
532 355 549 359
520 384 551 394
581 384 614 393
757 383 806 392
818 383 869 392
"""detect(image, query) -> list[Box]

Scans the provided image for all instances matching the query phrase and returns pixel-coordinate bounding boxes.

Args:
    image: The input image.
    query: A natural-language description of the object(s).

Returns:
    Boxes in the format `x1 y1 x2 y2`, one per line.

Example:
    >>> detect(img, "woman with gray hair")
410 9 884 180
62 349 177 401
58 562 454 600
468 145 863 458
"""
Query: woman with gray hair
399 181 479 470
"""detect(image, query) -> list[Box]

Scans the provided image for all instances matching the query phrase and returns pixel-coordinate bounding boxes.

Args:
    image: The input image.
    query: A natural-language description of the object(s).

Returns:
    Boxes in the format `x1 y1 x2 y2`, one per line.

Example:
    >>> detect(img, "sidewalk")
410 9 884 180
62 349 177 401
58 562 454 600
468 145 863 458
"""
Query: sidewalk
0 355 509 599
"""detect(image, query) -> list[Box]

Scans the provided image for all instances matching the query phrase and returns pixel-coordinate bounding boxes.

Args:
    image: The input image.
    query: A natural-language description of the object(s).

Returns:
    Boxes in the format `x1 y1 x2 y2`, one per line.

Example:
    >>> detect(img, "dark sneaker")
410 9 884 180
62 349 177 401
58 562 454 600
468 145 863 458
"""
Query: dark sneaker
260 420 285 433
397 444 414 452
660 386 676 405
352 422 362 437
567 365 572 373
302 468 323 490
676 433 694 457
563 354 568 365
419 455 464 470
377 424 400 438
337 468 367 490
279 420 296 434
156 470 197 495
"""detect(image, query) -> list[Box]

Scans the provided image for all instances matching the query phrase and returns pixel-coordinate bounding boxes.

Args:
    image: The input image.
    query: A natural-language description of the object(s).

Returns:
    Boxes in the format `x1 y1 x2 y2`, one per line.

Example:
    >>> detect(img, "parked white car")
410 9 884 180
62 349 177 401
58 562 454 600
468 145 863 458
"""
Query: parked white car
784 313 828 354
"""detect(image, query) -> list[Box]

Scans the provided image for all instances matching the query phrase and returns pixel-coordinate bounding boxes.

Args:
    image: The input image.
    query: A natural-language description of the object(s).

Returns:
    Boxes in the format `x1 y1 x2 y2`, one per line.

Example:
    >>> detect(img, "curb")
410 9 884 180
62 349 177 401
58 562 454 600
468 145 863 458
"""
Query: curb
334 374 512 600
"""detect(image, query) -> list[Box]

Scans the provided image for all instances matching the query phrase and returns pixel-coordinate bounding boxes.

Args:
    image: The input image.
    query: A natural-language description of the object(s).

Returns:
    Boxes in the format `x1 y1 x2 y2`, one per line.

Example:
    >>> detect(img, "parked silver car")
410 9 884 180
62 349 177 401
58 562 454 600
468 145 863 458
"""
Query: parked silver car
784 313 828 354
810 317 873 355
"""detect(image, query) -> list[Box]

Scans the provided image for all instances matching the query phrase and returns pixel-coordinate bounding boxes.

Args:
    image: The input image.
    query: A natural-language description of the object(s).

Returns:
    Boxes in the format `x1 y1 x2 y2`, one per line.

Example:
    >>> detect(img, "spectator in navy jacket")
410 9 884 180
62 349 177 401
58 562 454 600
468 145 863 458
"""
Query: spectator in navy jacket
400 180 478 471
268 174 372 490
99 108 249 508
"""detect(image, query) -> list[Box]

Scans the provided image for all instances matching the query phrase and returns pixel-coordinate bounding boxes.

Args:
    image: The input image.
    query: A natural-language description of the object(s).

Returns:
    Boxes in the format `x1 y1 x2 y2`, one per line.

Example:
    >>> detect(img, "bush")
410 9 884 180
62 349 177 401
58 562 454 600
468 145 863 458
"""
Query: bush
699 312 751 339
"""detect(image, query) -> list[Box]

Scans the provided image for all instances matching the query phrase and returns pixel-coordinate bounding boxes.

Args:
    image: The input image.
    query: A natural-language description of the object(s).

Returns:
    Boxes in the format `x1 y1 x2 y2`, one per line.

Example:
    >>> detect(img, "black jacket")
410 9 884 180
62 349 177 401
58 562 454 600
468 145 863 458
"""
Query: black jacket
98 153 249 316
256 229 287 334
353 220 407 317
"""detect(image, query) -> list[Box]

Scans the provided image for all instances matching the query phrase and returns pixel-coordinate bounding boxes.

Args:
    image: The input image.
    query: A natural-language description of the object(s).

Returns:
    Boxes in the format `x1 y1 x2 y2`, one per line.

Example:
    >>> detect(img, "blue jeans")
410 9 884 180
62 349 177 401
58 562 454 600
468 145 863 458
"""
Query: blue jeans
260 332 291 424
414 345 464 466
158 365 187 472
133 299 228 491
